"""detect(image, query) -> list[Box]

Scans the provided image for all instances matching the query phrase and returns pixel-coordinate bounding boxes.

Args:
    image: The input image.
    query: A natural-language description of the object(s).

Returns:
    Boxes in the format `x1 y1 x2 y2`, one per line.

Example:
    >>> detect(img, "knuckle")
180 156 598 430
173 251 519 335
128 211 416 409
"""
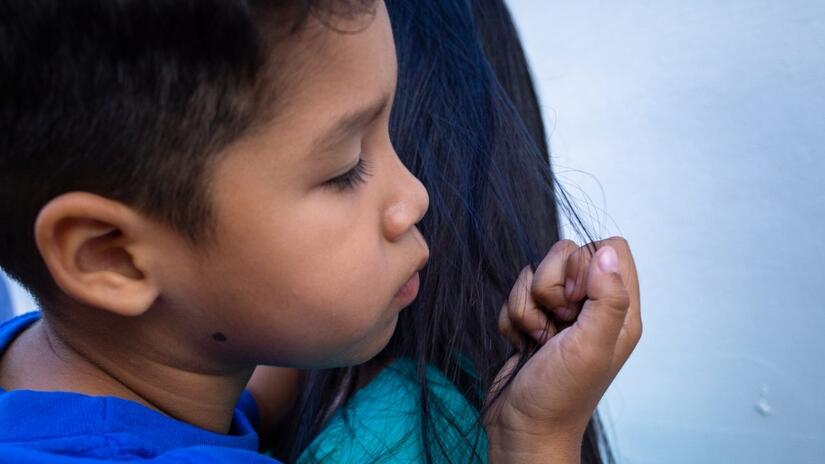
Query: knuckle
507 286 522 313
508 280 531 318
552 239 578 252
631 318 643 342
543 240 578 269
603 291 631 313
499 302 509 320
497 319 507 336
507 296 526 322
530 280 554 304
498 308 511 333
526 309 546 332
622 317 642 346
506 294 519 315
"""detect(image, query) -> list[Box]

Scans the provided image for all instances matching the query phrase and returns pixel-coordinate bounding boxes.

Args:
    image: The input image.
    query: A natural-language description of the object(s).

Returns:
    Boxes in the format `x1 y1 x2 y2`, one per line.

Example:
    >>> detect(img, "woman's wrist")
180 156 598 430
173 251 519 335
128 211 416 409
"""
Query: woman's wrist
487 426 583 464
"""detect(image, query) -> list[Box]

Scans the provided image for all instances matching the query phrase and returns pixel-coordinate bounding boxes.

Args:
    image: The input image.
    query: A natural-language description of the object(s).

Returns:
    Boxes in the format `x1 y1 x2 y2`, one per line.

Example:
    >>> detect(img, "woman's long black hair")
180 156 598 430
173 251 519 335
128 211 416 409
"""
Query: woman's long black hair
288 0 613 462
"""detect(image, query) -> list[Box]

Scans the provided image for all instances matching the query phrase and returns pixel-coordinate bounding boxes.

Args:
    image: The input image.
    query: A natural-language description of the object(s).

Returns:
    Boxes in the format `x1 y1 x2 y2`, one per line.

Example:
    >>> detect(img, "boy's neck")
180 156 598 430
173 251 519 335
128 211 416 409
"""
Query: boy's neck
0 313 253 434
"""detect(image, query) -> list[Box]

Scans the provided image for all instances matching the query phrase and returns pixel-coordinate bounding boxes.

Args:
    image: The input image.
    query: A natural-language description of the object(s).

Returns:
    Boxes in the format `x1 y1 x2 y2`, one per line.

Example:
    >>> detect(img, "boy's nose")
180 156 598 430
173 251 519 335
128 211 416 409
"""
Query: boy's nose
383 163 429 242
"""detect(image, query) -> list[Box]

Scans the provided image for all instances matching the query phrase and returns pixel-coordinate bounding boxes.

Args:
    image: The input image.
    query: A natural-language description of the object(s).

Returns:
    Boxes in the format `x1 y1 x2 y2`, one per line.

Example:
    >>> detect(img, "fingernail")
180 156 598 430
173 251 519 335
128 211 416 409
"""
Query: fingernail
598 246 619 273
564 278 575 299
531 330 549 344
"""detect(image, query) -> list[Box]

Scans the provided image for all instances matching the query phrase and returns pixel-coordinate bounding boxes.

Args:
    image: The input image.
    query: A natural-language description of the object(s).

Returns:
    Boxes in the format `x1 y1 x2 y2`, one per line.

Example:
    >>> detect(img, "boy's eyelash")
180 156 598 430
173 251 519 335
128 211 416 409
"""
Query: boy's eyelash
324 157 372 191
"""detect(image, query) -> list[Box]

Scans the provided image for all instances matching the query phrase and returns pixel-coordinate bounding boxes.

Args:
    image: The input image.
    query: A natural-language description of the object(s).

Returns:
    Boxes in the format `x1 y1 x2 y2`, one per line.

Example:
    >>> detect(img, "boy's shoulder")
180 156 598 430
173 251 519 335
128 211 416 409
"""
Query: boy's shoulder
0 313 278 463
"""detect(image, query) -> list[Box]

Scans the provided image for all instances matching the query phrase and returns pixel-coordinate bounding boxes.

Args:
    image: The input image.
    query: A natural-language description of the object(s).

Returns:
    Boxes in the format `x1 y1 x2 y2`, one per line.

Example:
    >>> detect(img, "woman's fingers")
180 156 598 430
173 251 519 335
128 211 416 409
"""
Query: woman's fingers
556 237 642 378
563 243 594 305
497 302 524 350
499 266 556 346
503 236 641 361
531 239 580 321
562 237 639 320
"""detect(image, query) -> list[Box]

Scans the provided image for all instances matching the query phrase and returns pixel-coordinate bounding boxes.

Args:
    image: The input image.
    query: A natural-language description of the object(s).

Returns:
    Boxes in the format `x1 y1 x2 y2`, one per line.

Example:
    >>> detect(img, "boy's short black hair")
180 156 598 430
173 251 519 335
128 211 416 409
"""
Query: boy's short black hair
0 0 374 306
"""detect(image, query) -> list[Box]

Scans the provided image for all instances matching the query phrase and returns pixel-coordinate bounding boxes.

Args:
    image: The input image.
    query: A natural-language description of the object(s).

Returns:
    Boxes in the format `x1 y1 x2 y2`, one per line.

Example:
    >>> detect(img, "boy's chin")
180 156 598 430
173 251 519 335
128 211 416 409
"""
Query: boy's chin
299 313 400 369
352 326 397 365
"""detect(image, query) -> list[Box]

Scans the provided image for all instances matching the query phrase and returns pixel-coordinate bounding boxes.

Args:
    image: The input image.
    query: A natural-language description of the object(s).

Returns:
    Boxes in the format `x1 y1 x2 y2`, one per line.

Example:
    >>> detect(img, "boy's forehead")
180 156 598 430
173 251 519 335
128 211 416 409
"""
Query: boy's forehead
264 2 397 124
263 3 396 141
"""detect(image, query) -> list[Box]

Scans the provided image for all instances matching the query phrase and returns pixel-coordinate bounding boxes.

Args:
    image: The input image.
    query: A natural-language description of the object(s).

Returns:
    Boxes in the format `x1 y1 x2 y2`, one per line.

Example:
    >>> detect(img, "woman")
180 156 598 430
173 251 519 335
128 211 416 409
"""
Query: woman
283 0 613 462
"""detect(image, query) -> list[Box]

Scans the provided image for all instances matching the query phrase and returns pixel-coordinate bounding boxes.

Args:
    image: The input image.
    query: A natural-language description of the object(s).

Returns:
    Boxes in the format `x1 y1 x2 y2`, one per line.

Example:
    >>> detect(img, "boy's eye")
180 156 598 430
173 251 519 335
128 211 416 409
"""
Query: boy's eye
323 157 372 191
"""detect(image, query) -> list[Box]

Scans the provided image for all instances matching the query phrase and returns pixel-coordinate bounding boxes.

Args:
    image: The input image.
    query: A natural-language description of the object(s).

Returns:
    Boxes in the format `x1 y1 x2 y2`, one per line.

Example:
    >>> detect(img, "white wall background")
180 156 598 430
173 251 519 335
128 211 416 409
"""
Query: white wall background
507 1 825 462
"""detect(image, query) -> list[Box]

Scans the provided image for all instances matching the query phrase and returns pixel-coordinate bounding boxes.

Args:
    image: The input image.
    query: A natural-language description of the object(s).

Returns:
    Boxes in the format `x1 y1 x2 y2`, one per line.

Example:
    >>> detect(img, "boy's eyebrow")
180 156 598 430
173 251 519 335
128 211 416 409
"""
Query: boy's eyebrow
311 94 390 155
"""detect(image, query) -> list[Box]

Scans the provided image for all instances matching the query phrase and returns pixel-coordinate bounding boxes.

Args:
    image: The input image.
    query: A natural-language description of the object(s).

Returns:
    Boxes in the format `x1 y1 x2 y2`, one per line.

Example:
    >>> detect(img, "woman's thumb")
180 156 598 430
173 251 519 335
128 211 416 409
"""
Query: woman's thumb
578 246 631 350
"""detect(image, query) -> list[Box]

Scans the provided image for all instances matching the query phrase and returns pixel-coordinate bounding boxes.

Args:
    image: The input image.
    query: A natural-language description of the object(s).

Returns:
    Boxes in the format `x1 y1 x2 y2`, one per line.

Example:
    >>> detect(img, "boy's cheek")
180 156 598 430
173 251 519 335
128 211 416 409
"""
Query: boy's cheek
282 287 401 366
189 205 402 367
192 265 399 368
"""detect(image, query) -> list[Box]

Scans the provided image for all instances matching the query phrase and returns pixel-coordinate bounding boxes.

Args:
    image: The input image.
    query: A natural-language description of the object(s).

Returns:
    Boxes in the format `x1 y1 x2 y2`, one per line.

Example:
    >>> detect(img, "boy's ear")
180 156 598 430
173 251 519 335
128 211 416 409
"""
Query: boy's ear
35 192 164 317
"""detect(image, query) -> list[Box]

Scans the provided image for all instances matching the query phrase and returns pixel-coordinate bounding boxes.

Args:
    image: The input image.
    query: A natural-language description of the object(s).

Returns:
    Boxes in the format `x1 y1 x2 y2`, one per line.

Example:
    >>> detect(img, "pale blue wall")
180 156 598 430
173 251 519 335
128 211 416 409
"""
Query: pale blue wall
0 276 36 318
0 275 12 321
507 1 825 462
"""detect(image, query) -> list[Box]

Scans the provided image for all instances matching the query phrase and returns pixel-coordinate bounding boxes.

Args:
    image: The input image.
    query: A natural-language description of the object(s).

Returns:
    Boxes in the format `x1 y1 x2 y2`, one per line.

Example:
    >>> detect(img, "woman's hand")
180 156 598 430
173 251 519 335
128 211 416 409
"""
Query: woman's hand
486 237 642 464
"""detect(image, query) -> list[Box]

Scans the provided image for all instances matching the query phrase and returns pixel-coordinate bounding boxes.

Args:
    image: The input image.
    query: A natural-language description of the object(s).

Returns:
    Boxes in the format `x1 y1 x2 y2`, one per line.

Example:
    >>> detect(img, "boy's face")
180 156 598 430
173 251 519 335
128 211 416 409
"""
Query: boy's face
164 2 429 368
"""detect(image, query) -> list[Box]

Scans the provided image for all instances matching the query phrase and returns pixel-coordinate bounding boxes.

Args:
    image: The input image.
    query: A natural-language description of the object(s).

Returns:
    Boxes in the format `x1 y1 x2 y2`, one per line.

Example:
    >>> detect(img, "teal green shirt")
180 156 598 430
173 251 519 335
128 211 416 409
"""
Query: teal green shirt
298 358 487 463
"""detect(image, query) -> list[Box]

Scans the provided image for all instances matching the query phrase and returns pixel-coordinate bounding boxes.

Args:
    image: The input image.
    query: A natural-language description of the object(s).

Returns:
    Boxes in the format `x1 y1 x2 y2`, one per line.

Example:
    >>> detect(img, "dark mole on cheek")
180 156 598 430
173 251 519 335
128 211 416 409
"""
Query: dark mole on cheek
211 332 228 342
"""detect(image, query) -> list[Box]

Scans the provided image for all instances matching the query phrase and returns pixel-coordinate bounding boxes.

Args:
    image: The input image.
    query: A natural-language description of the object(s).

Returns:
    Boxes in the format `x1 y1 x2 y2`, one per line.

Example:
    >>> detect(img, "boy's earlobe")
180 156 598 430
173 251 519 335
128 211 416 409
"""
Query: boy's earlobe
35 192 161 316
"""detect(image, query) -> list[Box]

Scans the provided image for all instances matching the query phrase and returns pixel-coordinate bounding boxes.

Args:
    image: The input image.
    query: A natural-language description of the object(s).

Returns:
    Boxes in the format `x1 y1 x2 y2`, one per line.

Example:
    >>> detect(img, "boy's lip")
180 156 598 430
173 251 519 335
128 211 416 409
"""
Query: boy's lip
393 252 429 304
393 272 420 304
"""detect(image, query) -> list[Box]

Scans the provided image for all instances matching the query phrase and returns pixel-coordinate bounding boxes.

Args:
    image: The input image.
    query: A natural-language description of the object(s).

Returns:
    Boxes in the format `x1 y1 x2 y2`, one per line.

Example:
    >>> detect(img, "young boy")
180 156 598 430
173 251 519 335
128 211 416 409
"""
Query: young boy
0 1 641 462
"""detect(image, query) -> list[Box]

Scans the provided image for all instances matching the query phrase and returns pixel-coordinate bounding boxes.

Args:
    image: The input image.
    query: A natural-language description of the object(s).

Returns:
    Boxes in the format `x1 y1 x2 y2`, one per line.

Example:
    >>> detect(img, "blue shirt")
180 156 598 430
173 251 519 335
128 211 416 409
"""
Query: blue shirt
0 312 280 463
